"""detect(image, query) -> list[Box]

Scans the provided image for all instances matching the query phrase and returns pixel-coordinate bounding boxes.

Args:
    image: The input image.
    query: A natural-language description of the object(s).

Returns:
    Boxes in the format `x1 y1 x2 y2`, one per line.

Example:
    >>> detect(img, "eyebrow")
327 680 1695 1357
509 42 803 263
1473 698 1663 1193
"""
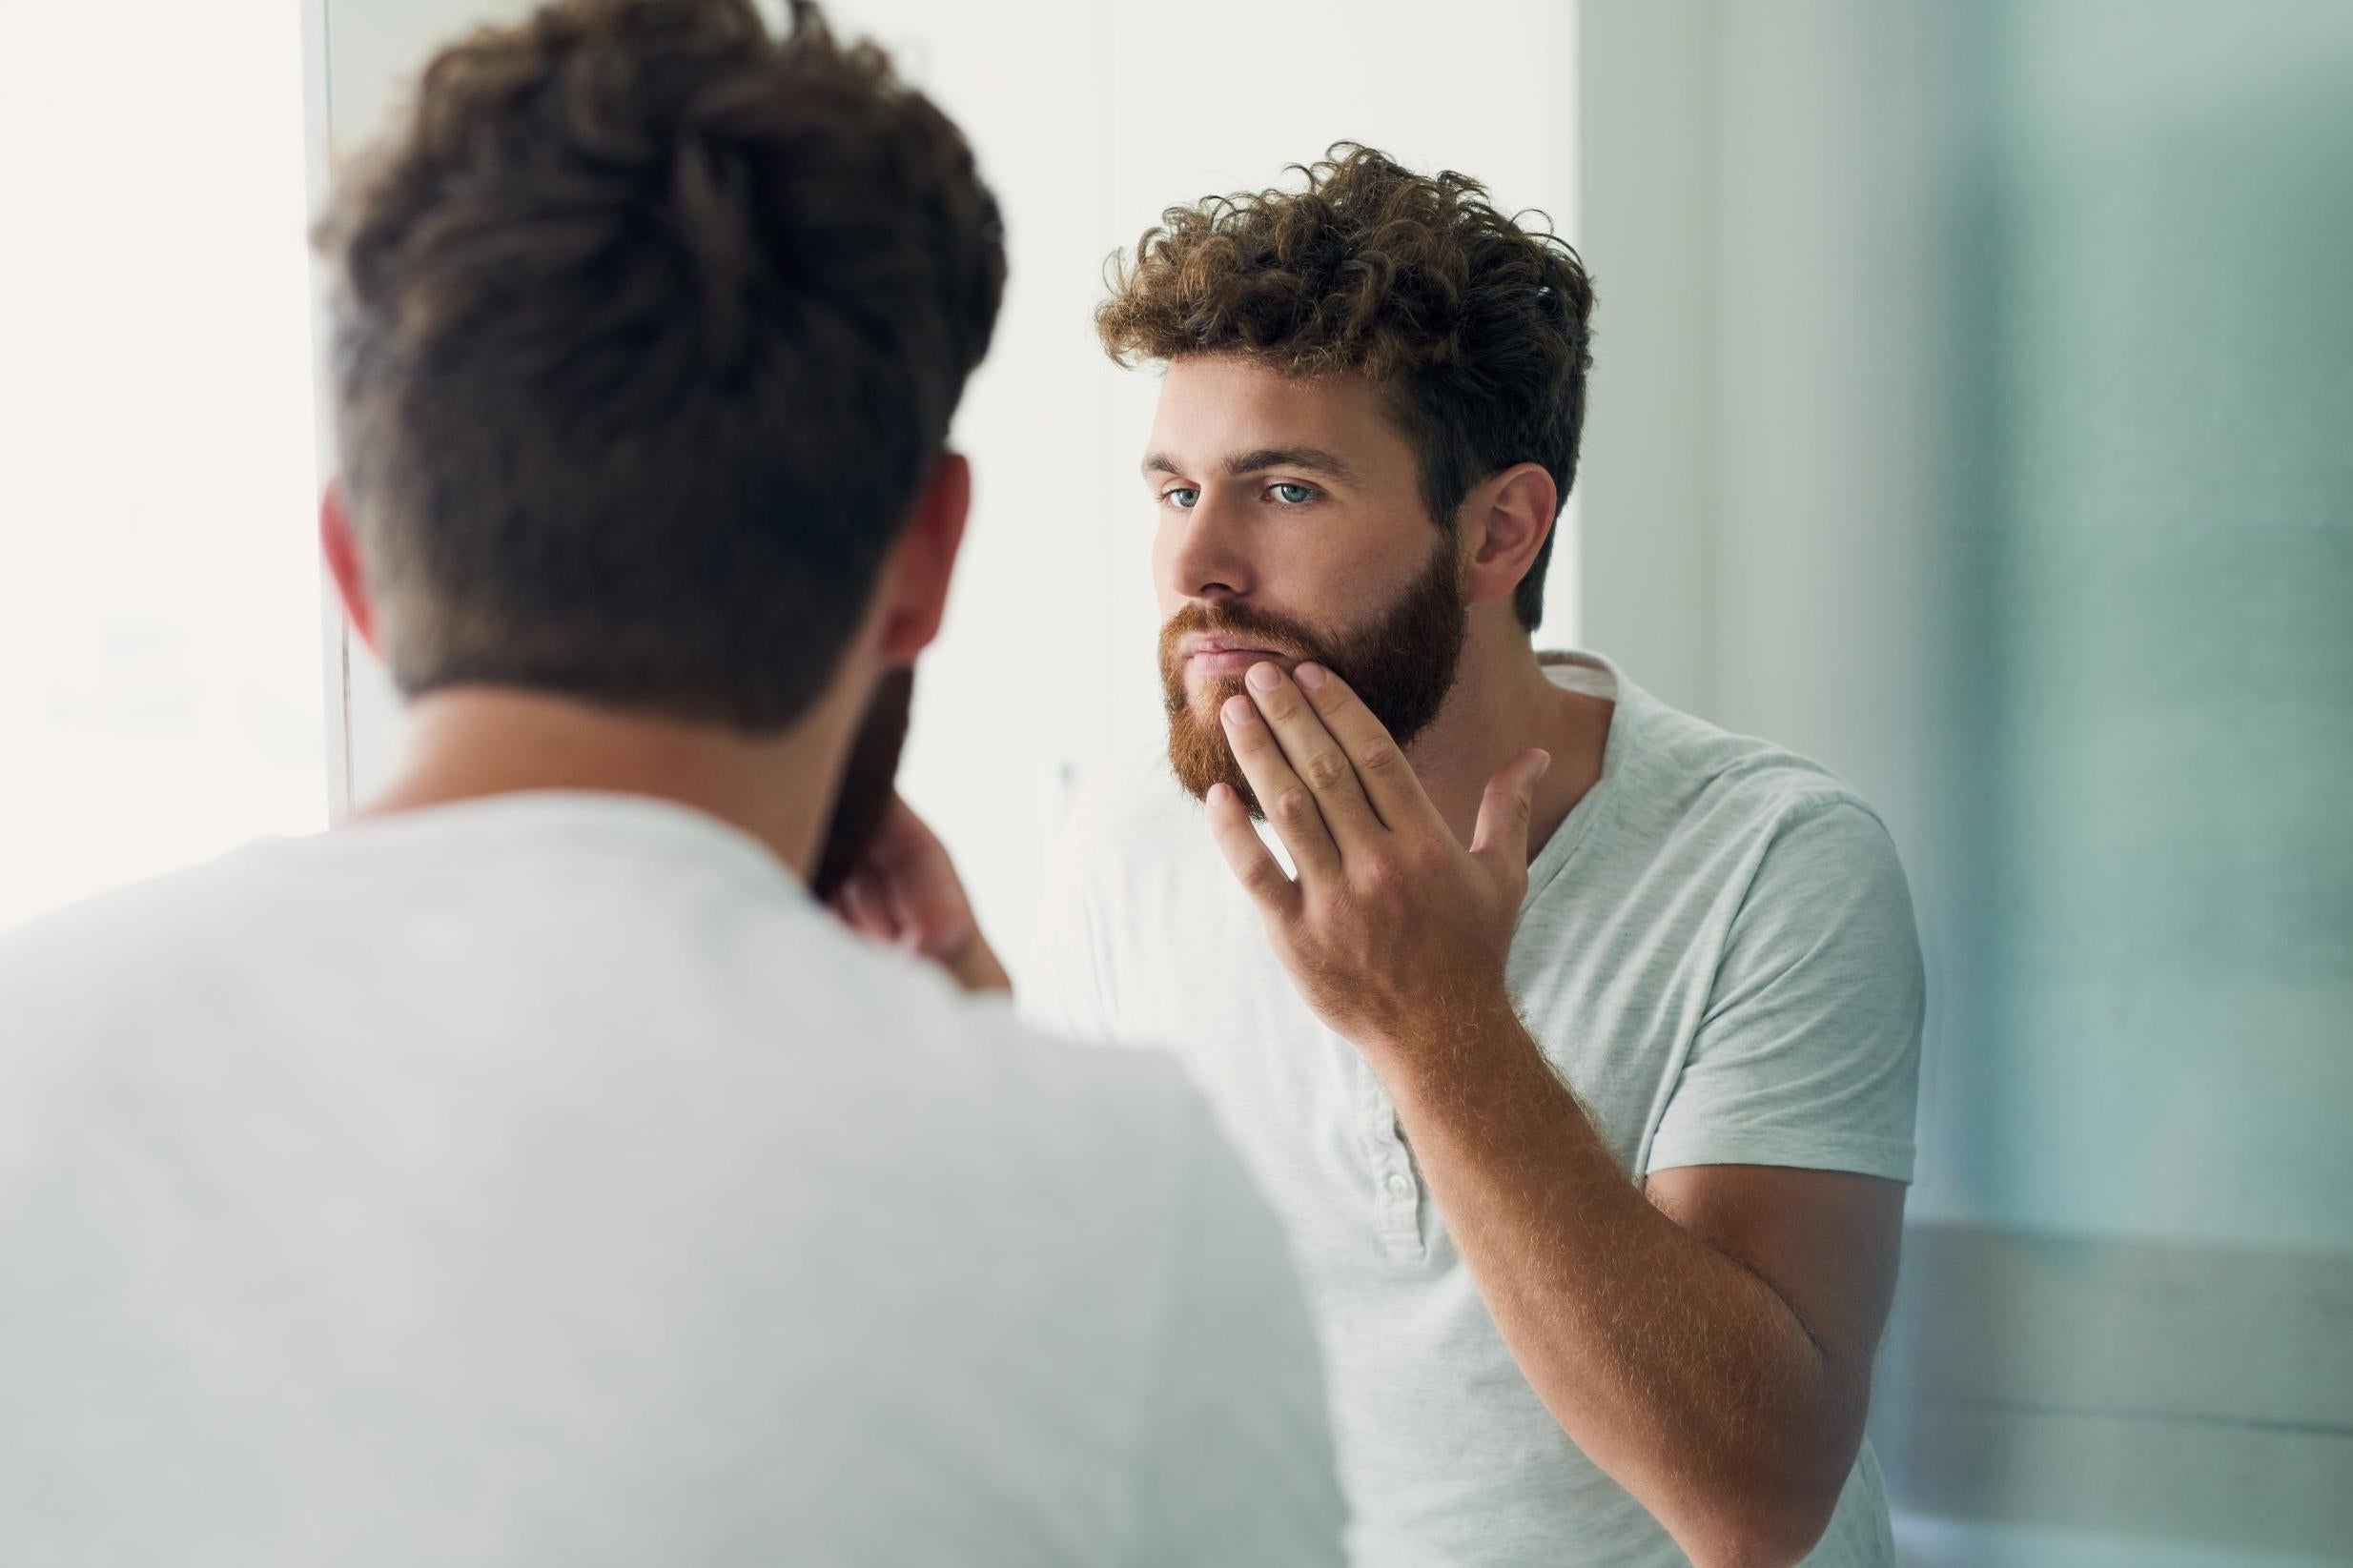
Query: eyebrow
1140 446 1363 484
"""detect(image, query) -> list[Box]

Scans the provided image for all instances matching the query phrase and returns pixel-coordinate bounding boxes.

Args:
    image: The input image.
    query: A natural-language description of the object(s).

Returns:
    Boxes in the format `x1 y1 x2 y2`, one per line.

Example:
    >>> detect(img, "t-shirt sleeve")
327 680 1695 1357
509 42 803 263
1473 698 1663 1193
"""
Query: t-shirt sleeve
1127 1103 1348 1568
1644 798 1925 1181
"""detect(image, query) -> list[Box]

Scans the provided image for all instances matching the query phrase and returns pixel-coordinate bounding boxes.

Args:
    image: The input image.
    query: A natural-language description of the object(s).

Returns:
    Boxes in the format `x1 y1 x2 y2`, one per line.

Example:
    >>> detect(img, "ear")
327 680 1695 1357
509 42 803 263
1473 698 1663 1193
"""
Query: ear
1459 461 1558 615
319 482 383 661
872 451 972 665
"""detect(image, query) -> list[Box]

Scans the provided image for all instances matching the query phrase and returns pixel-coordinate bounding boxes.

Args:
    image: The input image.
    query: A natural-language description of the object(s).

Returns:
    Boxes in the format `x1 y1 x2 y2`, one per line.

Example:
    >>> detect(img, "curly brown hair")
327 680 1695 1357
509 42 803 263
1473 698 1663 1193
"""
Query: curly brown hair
1096 144 1593 631
316 0 1004 730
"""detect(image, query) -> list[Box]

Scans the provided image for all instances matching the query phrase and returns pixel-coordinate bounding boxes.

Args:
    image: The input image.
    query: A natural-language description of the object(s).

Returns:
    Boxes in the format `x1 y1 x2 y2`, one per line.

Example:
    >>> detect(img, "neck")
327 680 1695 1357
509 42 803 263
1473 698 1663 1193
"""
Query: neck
357 685 846 883
1403 621 1615 859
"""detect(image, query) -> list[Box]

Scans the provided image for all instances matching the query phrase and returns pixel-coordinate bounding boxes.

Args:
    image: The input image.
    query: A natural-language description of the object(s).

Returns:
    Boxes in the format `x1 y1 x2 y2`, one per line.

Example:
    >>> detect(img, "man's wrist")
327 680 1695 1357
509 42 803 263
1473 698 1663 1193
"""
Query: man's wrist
1359 986 1531 1098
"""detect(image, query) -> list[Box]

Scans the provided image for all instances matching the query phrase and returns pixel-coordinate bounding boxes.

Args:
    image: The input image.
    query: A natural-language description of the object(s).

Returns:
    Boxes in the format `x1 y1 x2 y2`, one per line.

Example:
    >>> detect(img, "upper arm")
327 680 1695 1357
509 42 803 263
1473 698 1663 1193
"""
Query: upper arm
1640 798 1924 1436
1643 1163 1906 1433
1647 797 1926 1182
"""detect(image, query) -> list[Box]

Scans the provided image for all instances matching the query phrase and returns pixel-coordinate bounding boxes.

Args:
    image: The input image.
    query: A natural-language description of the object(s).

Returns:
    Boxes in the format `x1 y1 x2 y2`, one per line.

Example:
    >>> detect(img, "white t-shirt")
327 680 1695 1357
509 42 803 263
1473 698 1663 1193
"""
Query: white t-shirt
1021 651 1925 1568
0 792 1344 1568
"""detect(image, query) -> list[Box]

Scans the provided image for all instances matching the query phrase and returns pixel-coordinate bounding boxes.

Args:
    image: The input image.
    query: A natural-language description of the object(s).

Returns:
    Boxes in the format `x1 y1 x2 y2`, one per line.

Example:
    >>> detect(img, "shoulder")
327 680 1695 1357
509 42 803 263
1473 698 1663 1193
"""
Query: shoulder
940 988 1206 1134
0 846 314 1115
0 845 274 1002
852 947 1232 1193
1613 689 1903 879
901 989 1291 1335
1601 707 1923 1005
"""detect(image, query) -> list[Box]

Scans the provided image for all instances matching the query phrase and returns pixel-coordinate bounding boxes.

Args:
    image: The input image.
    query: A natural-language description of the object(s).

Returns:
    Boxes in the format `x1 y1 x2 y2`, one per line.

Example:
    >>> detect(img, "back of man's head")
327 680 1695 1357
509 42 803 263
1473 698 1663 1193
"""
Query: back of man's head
315 0 1004 733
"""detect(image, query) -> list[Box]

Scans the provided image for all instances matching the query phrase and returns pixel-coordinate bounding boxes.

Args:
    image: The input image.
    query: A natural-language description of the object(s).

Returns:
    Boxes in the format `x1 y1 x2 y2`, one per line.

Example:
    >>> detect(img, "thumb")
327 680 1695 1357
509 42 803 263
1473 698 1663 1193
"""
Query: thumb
1469 748 1552 868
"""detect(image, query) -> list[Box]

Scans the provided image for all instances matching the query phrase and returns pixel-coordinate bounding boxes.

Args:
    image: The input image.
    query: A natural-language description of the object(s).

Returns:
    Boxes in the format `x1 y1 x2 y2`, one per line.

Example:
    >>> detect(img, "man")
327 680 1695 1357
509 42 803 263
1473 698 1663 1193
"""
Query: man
857 147 1924 1568
0 4 1344 1562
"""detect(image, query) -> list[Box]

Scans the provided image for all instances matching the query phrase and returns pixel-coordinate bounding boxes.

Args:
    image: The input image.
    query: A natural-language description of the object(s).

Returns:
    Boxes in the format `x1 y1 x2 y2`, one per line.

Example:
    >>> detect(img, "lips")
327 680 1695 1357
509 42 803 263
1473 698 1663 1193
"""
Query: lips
1185 649 1290 680
1181 637 1296 683
1179 630 1297 666
1178 634 1294 661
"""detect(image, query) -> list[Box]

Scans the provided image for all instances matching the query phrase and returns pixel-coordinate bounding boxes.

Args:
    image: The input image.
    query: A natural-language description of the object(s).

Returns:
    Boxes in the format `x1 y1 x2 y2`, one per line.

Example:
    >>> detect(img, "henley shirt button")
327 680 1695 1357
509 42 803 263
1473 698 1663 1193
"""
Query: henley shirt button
1385 1171 1412 1198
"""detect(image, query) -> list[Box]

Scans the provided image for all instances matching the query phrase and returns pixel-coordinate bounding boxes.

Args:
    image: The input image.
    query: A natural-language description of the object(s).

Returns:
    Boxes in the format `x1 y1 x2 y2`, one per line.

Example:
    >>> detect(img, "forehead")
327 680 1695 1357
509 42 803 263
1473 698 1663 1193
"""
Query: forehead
1147 355 1414 472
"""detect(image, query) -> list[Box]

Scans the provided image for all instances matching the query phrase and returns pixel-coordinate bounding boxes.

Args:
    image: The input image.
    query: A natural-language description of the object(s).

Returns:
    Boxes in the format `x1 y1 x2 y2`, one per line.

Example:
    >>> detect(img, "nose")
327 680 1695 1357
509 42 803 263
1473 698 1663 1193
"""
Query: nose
1158 489 1256 606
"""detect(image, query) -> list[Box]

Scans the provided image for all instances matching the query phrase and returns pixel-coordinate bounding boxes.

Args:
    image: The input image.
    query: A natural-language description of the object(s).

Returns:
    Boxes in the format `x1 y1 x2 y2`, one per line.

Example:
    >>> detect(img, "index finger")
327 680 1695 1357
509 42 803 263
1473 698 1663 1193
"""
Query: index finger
1290 662 1444 834
1242 662 1384 849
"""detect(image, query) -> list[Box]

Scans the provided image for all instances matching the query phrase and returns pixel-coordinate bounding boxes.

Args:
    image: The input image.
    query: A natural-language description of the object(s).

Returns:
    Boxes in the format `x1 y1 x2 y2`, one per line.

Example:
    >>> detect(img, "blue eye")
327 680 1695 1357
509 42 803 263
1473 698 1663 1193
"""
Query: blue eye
1162 487 1200 510
1270 482 1314 505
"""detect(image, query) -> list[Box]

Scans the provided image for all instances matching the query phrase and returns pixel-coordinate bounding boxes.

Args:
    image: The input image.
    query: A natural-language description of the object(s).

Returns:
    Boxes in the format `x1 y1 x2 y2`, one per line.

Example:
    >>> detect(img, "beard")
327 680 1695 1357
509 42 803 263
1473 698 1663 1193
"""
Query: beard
1159 539 1468 820
811 665 914 900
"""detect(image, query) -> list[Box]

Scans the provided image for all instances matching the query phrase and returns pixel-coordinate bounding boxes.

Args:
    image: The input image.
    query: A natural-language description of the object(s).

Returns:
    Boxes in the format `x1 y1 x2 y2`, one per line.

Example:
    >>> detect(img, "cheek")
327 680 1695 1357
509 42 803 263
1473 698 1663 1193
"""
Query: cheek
1270 529 1390 621
1148 519 1185 614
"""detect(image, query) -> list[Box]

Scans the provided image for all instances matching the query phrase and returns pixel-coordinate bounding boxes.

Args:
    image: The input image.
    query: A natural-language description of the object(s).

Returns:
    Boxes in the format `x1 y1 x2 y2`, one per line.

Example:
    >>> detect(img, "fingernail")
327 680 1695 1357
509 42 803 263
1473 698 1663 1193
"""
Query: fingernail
1246 662 1281 692
1224 694 1257 726
1295 662 1328 691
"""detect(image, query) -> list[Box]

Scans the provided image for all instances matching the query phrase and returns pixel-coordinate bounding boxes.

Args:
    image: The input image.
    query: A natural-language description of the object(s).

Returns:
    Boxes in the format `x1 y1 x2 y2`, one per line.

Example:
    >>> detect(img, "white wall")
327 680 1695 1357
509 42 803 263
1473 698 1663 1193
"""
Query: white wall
317 0 1582 956
0 0 324 932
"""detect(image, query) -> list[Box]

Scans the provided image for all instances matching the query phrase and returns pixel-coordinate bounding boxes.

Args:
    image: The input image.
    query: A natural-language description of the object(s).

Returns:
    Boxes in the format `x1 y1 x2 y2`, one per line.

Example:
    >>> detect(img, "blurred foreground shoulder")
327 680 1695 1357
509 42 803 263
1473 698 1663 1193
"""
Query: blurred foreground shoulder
931 996 1347 1564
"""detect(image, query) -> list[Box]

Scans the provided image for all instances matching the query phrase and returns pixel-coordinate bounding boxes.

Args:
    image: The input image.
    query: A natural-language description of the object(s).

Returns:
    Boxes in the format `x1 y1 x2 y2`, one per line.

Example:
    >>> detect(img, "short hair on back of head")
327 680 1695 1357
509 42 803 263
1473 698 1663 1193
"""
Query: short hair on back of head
315 0 1005 730
1095 143 1593 632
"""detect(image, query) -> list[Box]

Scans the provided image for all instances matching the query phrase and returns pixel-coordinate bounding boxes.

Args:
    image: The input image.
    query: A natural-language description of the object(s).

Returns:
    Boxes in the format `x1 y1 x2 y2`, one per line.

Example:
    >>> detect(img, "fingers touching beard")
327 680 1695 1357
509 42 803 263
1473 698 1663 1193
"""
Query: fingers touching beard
1159 539 1467 818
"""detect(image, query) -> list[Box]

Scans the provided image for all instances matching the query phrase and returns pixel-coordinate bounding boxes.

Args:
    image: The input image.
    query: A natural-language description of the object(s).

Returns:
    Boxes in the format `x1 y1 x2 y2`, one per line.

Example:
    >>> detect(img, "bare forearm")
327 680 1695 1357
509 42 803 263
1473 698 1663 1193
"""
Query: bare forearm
1381 1011 1859 1566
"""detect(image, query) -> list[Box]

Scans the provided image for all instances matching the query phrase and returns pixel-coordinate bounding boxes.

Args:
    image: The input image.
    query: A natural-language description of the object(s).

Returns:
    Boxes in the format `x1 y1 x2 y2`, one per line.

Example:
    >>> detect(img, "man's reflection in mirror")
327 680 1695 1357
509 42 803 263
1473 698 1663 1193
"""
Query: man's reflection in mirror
848 146 1924 1568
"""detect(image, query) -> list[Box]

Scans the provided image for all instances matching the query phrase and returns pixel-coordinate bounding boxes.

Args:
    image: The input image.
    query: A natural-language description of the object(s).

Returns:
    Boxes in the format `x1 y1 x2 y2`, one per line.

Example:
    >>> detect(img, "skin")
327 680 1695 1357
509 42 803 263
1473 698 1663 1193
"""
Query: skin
833 797 1009 990
861 356 1903 1568
1150 356 1606 848
318 453 972 882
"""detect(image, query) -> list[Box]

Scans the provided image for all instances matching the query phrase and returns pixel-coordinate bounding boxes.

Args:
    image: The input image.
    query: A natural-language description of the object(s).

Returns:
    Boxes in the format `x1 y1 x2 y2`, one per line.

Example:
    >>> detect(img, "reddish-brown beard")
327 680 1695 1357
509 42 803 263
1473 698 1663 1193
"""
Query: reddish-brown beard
1158 539 1468 819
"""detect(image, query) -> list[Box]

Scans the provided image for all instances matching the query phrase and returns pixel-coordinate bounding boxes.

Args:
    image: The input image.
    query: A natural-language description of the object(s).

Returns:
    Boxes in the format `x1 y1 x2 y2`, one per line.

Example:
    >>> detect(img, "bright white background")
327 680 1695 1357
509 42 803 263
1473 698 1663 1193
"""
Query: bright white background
0 1 326 932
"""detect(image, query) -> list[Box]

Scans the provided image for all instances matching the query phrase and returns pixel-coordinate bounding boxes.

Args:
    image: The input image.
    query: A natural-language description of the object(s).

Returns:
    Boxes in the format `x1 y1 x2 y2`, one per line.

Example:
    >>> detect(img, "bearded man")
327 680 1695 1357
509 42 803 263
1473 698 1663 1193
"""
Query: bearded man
0 7 1350 1562
842 145 1925 1568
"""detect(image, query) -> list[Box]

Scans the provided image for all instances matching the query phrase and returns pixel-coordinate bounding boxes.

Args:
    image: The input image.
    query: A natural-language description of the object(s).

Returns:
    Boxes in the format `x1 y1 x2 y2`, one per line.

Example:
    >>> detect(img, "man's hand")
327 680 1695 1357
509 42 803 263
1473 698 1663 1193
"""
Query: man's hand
829 795 1011 993
1205 660 1549 1058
